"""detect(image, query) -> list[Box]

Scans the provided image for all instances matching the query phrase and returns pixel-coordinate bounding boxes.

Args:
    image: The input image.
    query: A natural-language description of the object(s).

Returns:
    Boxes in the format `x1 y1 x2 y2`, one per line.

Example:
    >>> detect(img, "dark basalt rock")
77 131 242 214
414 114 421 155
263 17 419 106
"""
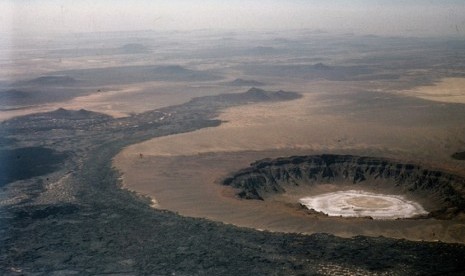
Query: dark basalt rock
223 154 465 218
14 204 79 220
452 151 465 160
0 147 69 186
187 87 301 107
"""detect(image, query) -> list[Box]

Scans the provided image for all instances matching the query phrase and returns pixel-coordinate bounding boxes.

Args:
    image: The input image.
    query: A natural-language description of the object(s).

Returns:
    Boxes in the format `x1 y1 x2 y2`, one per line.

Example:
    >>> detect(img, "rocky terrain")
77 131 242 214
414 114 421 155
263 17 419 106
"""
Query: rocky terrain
1 89 465 274
223 154 465 219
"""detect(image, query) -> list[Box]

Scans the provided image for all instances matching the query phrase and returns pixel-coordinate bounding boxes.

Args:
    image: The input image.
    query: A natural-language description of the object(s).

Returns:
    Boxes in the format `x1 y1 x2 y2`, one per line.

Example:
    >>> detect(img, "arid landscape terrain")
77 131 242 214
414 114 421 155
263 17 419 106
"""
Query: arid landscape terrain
1 27 465 274
114 75 465 243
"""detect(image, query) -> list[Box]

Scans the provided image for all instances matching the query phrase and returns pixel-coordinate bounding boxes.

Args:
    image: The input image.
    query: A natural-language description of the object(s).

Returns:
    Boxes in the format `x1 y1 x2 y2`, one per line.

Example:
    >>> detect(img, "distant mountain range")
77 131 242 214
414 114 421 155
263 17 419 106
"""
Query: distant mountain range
241 62 375 81
48 64 222 85
188 87 301 106
225 78 265 87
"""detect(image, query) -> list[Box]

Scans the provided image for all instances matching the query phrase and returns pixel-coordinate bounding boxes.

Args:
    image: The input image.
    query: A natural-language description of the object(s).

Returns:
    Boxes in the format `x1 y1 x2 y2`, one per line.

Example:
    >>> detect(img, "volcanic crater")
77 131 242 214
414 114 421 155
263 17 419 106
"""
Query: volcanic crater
223 154 465 220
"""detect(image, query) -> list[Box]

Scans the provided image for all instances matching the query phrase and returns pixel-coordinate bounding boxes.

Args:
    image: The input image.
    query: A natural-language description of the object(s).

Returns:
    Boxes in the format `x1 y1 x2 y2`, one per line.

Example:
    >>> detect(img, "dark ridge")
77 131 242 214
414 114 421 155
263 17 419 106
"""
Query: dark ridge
43 108 111 120
312 62 332 70
49 108 105 119
452 151 465 160
0 147 68 186
0 89 32 106
223 154 465 219
119 43 150 54
187 87 301 106
50 64 222 85
244 87 301 101
1 108 113 132
225 78 265 87
15 75 78 86
0 89 30 99
0 87 94 109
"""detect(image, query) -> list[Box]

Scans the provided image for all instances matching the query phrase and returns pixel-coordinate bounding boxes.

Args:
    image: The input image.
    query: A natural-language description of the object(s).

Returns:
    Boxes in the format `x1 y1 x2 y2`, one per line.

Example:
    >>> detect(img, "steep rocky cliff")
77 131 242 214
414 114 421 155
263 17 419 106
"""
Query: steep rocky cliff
223 155 465 218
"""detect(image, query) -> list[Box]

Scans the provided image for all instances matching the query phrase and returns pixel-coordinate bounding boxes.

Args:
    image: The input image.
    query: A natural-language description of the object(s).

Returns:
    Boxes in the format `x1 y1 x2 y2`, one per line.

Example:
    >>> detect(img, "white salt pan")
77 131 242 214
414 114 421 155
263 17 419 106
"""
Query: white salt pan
299 190 427 219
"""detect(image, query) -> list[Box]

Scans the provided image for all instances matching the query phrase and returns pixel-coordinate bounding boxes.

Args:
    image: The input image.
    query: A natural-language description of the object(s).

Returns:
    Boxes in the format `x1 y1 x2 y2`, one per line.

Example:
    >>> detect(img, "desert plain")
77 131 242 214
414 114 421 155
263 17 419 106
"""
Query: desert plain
2 30 465 274
114 77 465 243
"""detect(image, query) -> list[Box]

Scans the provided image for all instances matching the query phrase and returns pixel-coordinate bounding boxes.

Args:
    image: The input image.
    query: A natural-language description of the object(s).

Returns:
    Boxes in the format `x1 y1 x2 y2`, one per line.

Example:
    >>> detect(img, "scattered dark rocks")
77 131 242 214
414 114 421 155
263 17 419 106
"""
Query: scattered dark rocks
14 204 79 220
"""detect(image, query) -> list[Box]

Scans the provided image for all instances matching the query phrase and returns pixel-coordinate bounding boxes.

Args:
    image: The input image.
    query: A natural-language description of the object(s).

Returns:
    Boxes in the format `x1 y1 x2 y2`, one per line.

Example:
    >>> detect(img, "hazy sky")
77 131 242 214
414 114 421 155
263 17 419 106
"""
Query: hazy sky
1 0 465 37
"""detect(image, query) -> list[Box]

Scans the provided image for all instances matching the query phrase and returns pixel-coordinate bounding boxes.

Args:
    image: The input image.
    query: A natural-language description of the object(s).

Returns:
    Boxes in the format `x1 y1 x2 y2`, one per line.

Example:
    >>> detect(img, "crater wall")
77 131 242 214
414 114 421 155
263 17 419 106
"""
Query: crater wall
223 155 465 219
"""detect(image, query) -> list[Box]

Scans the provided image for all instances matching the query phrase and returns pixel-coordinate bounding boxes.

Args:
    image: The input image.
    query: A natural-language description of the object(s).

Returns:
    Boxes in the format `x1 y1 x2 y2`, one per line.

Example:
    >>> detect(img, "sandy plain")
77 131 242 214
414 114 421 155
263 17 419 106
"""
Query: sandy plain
403 78 465 104
114 78 465 243
0 80 248 121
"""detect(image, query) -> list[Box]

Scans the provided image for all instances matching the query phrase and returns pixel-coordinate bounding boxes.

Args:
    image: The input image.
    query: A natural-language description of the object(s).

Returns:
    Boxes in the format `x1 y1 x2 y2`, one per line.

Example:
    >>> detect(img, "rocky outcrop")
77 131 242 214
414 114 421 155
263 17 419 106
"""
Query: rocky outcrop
187 87 301 107
452 151 465 160
223 155 465 218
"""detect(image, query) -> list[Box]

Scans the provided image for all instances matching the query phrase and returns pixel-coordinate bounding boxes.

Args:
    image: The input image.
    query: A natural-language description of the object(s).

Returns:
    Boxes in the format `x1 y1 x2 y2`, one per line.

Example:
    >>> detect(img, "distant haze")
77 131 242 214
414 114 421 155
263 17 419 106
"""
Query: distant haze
1 0 465 37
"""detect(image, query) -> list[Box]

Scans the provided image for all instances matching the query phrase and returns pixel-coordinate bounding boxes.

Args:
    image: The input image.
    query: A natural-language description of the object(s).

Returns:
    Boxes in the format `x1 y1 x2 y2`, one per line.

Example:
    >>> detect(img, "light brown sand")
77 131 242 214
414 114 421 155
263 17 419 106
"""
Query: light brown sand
116 89 464 170
404 78 465 104
0 81 246 121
